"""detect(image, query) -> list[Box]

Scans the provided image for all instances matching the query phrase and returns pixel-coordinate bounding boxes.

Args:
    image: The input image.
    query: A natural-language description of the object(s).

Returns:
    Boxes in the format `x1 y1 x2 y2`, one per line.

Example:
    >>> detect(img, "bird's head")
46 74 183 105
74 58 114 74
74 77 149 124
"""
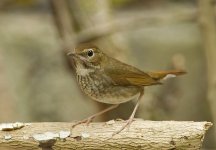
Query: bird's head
68 43 104 73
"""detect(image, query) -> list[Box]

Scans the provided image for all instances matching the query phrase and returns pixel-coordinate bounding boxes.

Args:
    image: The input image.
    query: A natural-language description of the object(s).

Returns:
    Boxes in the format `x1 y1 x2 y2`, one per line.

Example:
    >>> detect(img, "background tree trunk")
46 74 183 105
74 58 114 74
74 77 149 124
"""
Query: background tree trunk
198 0 216 141
0 50 16 122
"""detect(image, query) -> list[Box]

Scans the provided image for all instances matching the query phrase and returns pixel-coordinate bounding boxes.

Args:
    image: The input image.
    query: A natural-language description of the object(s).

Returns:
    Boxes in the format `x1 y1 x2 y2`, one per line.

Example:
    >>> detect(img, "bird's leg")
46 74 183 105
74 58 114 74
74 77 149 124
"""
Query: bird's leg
72 104 119 128
112 89 144 136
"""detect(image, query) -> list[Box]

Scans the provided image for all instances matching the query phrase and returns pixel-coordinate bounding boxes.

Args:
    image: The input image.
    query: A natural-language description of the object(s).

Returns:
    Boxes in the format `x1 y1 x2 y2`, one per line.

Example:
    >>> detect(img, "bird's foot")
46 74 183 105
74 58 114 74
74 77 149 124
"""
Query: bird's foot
112 117 135 137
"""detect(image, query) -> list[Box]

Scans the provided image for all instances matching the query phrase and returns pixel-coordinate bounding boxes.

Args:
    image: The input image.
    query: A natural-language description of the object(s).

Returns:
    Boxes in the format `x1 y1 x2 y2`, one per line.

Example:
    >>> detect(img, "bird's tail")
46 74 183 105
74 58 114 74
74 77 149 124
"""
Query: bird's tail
147 70 186 81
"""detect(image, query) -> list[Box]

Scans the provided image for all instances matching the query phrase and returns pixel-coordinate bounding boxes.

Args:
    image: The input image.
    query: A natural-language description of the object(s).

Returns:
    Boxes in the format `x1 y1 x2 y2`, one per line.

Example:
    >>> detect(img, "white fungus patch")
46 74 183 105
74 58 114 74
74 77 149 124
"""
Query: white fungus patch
81 132 90 138
23 135 29 140
4 135 12 140
0 122 28 131
59 131 70 139
106 120 115 125
33 131 71 142
33 132 59 141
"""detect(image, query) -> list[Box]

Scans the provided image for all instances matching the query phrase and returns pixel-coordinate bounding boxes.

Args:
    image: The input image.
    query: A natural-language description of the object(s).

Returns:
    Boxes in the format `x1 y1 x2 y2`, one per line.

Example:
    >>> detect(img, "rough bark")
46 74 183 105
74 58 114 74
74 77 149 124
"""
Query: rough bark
0 120 212 150
198 0 216 137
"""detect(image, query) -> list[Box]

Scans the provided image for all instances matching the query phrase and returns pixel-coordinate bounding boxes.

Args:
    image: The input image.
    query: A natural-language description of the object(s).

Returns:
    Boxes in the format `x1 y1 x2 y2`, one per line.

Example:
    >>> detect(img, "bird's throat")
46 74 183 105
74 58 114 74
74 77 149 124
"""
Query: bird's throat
76 68 94 76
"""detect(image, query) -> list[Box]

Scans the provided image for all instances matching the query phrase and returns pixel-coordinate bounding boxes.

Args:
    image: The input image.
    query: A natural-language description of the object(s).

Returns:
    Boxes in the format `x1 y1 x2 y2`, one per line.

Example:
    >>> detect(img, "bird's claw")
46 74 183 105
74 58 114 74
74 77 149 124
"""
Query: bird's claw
111 118 135 137
72 116 95 128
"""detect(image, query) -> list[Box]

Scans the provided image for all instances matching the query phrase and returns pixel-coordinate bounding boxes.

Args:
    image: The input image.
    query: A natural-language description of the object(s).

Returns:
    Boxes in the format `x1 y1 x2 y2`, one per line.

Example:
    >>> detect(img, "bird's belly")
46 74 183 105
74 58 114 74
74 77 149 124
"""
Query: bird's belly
77 75 141 104
95 87 141 104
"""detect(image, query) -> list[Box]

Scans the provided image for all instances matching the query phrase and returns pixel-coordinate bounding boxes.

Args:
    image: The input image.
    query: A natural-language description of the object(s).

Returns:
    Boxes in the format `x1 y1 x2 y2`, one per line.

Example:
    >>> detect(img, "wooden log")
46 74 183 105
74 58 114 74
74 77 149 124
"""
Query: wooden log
0 120 212 150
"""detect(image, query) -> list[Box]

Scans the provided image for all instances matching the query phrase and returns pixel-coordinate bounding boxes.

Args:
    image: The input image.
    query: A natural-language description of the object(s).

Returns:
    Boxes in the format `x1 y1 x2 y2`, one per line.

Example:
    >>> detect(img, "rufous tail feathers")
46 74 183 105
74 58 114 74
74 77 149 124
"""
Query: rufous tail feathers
147 70 186 81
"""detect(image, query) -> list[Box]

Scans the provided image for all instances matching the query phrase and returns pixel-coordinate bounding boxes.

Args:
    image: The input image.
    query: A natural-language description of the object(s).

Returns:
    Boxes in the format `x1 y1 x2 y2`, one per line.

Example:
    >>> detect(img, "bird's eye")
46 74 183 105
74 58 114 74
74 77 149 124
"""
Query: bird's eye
87 49 94 57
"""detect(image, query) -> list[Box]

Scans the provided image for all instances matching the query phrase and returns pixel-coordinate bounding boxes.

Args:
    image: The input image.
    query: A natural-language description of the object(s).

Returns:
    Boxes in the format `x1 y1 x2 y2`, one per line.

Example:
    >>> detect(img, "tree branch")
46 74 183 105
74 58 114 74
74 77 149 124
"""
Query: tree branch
49 0 75 51
76 6 197 43
0 120 212 150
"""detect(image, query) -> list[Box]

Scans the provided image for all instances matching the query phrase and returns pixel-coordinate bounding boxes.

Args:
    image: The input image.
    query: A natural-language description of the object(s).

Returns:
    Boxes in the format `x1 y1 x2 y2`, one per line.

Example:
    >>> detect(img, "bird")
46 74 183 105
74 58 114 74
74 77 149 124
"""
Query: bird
67 43 186 136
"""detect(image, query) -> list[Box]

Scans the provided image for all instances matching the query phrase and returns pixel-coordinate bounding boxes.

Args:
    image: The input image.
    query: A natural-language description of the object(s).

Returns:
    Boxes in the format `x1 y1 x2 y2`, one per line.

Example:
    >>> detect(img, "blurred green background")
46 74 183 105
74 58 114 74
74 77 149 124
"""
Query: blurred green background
0 0 215 149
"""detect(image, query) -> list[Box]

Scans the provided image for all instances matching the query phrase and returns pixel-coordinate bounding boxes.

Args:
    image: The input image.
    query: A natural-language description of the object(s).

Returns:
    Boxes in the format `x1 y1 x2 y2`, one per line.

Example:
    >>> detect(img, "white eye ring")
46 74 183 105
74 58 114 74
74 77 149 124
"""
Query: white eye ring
87 49 94 57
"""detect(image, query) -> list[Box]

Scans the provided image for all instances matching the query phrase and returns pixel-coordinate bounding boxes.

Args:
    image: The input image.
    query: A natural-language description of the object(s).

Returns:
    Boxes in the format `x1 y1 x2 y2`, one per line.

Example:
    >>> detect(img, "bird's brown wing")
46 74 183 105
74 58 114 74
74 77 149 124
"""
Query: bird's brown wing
104 57 160 86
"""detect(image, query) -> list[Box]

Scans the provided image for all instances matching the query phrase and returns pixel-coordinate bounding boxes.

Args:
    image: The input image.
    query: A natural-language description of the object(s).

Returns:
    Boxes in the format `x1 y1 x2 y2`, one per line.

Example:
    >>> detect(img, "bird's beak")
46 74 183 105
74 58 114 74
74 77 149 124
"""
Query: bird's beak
67 51 75 56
